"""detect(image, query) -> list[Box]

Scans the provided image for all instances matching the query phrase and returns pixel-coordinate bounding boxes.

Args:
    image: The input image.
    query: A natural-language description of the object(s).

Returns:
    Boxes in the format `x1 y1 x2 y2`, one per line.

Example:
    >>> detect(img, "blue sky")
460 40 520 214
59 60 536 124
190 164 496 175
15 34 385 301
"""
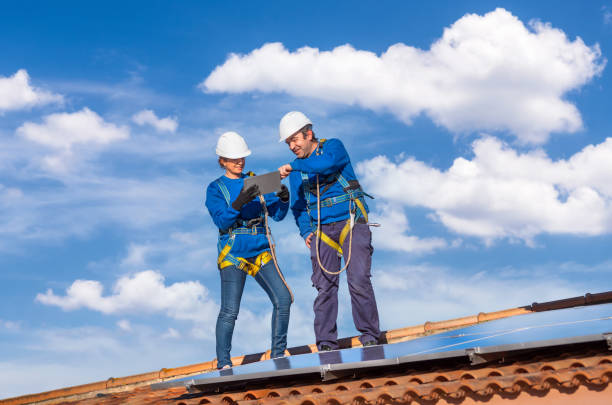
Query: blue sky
1 0 612 398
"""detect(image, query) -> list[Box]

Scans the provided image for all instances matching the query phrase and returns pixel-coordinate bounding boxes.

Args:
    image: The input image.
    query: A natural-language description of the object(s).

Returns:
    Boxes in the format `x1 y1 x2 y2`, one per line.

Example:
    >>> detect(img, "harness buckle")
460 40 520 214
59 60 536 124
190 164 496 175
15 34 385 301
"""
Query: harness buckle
245 217 262 227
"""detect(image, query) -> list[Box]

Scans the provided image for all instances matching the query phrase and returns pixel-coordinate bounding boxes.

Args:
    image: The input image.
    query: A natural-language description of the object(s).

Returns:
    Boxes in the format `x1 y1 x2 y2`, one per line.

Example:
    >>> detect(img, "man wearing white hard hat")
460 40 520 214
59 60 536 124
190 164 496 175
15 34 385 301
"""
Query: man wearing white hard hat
206 131 292 368
278 112 381 351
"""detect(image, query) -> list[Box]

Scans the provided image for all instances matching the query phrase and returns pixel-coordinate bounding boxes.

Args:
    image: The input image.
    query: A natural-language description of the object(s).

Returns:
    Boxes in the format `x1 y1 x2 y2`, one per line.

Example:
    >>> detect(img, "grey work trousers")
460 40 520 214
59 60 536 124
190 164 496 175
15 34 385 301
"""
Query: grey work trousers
309 221 381 349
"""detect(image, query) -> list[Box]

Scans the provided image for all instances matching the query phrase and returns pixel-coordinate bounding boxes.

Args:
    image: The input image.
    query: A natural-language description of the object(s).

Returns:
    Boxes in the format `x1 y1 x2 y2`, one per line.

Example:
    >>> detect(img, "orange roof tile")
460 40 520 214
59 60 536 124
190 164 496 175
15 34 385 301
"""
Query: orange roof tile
1 291 610 405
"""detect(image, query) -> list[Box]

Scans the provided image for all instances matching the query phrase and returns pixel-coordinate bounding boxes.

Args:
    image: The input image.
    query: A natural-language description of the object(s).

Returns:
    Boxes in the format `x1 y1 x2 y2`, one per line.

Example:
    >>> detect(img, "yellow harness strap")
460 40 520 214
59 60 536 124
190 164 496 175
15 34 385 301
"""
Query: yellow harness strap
218 250 272 276
318 198 369 256
216 172 272 277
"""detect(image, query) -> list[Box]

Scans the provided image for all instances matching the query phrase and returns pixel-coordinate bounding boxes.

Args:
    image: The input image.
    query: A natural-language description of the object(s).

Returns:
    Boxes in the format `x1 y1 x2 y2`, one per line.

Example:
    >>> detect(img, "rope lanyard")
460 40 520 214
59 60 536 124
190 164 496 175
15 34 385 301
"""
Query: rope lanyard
259 195 294 302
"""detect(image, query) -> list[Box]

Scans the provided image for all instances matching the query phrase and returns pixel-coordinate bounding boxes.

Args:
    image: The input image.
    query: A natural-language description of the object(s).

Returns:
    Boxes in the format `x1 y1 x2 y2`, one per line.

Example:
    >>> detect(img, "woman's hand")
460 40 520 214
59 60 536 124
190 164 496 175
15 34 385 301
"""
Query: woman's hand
231 184 260 211
276 184 289 202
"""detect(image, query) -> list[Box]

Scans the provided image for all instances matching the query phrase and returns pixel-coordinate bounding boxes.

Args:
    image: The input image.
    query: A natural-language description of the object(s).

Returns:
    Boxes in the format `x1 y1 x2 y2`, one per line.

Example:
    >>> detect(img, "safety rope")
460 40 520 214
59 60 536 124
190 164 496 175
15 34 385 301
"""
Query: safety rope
314 175 354 276
259 194 294 303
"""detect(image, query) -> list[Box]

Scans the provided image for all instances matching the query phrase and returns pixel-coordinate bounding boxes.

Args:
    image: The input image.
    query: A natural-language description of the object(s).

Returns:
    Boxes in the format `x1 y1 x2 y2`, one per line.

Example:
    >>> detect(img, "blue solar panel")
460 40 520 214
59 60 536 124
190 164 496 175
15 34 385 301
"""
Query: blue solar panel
154 303 612 390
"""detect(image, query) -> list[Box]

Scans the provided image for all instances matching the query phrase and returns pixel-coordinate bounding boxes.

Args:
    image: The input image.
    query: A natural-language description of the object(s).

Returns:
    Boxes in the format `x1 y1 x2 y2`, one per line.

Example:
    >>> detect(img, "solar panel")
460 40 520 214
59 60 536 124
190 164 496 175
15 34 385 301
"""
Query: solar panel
154 303 612 391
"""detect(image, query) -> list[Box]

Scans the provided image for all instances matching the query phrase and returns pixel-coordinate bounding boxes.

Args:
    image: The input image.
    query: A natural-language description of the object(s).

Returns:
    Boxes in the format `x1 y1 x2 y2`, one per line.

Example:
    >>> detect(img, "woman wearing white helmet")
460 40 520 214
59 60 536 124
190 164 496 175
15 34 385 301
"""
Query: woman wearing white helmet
205 131 292 369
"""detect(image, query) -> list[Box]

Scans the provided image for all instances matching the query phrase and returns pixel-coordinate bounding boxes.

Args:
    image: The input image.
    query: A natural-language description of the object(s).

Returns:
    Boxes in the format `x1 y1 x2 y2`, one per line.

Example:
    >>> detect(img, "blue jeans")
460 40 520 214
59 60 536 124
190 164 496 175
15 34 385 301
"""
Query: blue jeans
215 259 292 368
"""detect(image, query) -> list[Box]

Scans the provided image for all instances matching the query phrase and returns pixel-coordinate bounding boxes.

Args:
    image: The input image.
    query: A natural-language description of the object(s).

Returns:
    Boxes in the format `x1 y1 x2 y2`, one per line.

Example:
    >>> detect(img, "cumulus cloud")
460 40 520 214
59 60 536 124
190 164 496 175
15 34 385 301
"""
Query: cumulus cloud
132 109 178 133
17 107 129 150
370 203 448 253
36 270 218 324
358 136 612 244
202 8 604 144
16 107 129 172
0 69 63 112
373 263 582 328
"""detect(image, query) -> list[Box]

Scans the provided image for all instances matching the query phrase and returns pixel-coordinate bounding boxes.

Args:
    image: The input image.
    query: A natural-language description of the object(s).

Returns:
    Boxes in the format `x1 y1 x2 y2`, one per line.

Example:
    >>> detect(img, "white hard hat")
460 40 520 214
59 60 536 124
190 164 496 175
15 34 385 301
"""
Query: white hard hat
215 131 252 159
279 111 312 142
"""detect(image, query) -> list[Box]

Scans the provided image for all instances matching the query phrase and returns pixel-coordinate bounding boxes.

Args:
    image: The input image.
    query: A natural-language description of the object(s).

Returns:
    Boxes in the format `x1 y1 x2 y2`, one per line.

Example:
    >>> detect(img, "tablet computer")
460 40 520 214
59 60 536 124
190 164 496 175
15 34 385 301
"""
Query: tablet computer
243 171 282 195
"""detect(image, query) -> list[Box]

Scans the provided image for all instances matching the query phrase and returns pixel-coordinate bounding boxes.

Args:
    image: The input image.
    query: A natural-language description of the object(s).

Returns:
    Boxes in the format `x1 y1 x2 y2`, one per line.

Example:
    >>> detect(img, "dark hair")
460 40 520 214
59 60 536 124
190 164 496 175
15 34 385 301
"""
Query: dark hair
218 157 225 168
301 124 317 141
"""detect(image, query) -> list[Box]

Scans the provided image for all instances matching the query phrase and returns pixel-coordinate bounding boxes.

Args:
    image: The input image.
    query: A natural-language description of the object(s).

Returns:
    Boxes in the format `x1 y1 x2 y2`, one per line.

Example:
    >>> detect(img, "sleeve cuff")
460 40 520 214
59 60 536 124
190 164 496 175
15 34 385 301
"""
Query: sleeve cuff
290 159 302 172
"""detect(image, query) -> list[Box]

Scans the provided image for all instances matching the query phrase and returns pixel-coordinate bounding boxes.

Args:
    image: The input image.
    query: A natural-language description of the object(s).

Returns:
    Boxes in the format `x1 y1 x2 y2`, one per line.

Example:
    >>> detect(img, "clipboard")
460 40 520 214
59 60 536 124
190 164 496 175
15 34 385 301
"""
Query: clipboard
243 171 282 195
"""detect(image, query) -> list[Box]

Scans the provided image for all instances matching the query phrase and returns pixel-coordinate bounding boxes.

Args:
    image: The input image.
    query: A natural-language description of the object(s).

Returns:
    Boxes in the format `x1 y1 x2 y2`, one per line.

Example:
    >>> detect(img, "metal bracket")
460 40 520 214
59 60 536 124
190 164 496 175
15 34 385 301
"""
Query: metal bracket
466 348 504 365
604 333 612 350
466 348 486 365
185 380 198 393
320 364 342 381
320 364 331 379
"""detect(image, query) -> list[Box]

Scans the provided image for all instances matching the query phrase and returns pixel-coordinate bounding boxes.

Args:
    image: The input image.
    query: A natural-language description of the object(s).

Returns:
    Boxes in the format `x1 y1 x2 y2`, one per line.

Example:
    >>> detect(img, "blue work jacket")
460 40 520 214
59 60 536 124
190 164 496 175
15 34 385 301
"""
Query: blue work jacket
206 174 288 259
288 138 369 239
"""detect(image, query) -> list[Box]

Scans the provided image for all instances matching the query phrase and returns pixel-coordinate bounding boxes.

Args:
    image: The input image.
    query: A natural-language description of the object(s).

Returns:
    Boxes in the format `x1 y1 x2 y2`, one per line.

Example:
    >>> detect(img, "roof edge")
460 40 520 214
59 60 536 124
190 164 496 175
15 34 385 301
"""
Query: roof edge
2 290 610 405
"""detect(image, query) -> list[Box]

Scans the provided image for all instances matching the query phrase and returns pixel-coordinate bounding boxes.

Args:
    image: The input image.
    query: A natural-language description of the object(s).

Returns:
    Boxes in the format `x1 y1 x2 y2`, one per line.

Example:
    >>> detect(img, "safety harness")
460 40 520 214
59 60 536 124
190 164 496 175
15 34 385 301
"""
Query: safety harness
215 172 271 276
301 139 373 274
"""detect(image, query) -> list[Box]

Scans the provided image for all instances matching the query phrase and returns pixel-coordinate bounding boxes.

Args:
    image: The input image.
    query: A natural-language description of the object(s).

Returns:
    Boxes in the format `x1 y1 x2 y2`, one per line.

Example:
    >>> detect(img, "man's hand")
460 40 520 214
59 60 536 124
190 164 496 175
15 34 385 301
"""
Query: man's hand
305 233 314 249
279 164 293 179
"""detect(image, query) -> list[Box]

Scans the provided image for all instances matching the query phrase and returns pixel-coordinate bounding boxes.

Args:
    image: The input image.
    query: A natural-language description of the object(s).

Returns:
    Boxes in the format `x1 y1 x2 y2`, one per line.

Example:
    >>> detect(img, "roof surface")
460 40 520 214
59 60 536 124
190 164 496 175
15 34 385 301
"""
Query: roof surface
2 291 611 405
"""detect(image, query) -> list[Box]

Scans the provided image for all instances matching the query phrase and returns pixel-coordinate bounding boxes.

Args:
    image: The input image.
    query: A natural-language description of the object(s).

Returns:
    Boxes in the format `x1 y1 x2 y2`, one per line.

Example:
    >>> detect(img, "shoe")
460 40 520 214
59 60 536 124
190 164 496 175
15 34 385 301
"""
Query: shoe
363 340 377 347
319 344 333 352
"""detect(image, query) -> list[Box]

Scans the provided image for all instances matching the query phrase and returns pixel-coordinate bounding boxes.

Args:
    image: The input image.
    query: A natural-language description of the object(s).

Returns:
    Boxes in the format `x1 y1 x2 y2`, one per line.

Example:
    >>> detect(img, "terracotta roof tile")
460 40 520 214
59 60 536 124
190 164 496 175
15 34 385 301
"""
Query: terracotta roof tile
2 291 611 405
37 351 610 405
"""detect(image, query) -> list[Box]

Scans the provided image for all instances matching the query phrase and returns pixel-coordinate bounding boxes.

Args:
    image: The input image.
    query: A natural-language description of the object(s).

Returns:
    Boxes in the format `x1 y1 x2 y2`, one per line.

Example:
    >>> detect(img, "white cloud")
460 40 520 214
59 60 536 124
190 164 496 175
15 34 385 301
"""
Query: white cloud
0 324 218 399
373 263 582 328
132 109 178 133
162 327 180 339
369 203 448 253
0 320 21 331
117 319 132 332
0 184 24 205
36 270 218 324
17 107 129 150
0 69 63 112
276 231 309 254
121 243 152 267
202 8 604 144
117 231 218 277
604 6 612 25
16 108 129 173
358 136 612 244
0 172 204 247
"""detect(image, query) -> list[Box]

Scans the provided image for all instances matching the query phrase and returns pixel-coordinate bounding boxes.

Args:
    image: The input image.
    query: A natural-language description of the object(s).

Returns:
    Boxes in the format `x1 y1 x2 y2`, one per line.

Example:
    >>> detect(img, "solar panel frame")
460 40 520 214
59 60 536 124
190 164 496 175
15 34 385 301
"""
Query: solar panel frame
153 303 612 392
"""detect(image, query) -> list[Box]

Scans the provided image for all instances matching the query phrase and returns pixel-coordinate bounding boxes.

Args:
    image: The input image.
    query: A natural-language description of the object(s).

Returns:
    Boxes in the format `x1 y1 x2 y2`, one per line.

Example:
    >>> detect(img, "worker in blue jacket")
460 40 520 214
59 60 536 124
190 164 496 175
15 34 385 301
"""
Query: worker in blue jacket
206 131 292 369
277 112 381 351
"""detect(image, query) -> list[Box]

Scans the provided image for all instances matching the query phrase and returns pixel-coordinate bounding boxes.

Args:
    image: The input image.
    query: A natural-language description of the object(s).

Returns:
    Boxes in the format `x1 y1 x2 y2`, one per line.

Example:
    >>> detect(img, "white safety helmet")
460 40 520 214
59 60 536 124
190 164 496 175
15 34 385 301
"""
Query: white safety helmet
279 111 312 142
215 131 252 159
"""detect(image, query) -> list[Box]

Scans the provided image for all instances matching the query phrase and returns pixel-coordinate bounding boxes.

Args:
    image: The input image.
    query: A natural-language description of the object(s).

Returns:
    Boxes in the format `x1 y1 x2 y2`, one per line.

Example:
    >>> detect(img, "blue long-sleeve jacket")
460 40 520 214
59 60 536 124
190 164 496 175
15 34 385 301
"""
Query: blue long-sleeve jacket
288 138 368 238
206 174 288 259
